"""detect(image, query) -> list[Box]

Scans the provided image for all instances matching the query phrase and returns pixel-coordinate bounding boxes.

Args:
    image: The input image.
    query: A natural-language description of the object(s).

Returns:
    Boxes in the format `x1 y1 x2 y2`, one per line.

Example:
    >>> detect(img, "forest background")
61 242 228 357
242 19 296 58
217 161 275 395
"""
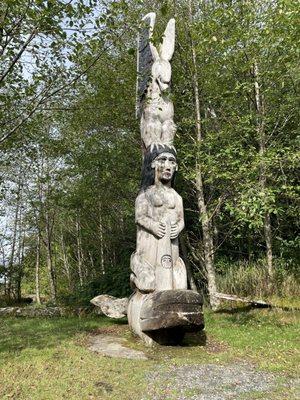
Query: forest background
0 0 299 308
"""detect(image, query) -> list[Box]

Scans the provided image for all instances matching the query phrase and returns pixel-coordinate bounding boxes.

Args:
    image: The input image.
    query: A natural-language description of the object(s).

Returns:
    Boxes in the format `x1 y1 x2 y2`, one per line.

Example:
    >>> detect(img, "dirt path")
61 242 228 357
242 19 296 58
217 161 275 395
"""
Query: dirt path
144 362 299 400
87 333 299 400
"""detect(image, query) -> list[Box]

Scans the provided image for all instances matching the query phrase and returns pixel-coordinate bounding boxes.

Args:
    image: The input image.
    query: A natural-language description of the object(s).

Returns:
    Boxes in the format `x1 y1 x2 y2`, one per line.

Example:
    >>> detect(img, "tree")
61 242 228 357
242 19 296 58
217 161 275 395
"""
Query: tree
0 0 122 145
1 0 298 306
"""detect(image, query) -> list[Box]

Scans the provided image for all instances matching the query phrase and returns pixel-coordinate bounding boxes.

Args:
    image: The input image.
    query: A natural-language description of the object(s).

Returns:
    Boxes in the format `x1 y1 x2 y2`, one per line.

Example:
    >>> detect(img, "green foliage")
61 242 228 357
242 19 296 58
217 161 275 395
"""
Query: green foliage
60 264 132 306
173 0 299 284
0 0 299 304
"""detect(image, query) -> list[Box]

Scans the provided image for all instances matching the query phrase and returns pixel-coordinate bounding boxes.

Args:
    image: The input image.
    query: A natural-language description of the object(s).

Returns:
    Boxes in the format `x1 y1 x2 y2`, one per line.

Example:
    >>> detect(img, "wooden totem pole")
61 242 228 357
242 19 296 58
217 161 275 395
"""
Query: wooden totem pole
127 13 204 346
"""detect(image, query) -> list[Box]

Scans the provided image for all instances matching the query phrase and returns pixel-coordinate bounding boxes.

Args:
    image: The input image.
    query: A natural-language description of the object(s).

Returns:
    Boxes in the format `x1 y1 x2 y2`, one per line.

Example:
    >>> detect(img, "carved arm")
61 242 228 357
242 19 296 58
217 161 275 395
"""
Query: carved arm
170 195 185 239
177 196 185 233
135 192 166 238
135 192 153 231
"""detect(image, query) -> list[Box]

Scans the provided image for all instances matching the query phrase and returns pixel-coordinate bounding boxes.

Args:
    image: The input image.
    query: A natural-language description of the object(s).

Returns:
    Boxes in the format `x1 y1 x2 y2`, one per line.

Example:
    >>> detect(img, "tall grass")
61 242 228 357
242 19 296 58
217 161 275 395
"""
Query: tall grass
216 258 300 301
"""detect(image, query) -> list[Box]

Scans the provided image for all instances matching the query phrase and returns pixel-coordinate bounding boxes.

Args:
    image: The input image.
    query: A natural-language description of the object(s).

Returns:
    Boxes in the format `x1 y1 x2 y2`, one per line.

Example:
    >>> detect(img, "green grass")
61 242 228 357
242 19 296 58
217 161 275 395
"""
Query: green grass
0 316 150 400
0 308 299 399
206 307 300 373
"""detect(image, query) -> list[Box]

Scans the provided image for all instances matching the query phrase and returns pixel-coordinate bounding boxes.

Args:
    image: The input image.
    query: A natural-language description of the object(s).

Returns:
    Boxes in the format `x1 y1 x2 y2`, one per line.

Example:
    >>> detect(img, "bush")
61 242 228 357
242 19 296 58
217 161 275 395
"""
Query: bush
58 263 132 306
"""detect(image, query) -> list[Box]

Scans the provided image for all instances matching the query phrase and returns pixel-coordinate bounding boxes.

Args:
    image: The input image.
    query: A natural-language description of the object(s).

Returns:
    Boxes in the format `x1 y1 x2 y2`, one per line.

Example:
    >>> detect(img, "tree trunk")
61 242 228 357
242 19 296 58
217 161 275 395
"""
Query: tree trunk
253 60 273 278
264 211 273 278
98 202 105 275
0 241 7 296
76 216 84 286
188 0 219 309
45 240 56 302
15 218 25 302
7 178 22 300
60 230 73 292
35 231 41 304
88 250 96 279
45 210 56 302
196 172 219 309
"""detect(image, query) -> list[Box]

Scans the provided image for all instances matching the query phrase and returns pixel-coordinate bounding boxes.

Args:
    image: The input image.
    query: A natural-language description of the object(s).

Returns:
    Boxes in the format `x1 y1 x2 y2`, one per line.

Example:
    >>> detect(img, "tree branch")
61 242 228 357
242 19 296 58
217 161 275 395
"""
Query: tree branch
0 28 37 84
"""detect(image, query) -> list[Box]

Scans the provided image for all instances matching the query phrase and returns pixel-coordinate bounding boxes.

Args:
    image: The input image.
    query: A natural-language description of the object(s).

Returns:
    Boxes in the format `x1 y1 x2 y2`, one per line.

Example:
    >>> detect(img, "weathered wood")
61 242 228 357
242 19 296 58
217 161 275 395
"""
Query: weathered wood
215 292 270 307
215 292 300 311
140 312 204 332
141 289 203 309
91 295 128 318
128 13 206 346
136 13 155 118
138 13 176 149
140 290 204 332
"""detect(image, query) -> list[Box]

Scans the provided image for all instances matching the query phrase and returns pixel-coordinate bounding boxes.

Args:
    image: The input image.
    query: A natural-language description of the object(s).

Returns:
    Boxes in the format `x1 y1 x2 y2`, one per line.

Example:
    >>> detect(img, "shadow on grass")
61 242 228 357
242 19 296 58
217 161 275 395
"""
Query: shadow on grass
211 304 299 327
0 316 126 355
212 305 263 325
183 330 207 347
215 305 256 314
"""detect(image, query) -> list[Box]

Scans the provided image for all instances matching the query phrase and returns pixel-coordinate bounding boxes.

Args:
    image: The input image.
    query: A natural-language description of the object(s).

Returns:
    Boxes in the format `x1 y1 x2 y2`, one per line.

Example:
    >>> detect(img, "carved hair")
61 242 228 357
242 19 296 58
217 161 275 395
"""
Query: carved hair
140 145 177 190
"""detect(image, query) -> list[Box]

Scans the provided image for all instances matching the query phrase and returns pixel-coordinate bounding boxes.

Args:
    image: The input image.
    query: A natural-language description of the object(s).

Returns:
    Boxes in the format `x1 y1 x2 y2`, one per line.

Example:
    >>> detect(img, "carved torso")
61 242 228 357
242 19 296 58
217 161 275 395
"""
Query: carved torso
145 185 177 222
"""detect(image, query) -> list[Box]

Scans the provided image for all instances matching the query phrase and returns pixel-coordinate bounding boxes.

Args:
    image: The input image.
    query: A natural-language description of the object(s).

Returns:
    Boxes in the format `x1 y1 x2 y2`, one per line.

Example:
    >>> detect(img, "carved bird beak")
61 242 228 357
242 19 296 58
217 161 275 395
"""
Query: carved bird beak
157 78 169 91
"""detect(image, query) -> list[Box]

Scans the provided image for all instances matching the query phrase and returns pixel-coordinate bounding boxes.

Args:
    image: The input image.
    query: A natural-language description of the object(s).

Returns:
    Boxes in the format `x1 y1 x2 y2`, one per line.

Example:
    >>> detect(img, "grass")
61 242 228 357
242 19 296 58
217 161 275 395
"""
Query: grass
0 316 149 400
215 260 300 307
206 307 300 373
0 308 299 400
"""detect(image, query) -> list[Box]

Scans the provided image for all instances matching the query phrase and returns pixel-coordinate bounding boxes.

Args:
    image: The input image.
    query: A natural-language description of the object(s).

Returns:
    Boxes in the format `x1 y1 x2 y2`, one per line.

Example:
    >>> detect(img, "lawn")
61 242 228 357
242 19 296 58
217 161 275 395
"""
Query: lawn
0 307 299 400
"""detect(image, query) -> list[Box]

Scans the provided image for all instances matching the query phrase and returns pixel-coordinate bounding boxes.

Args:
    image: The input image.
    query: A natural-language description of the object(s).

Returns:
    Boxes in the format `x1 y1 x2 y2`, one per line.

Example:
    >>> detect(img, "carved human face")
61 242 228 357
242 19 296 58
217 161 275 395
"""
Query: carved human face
161 254 172 269
152 152 178 184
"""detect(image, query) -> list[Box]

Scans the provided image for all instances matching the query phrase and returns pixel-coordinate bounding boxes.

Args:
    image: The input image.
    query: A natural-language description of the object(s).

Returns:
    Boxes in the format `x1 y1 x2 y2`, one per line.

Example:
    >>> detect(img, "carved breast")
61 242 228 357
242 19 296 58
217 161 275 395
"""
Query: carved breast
167 195 176 209
147 189 176 209
152 193 163 207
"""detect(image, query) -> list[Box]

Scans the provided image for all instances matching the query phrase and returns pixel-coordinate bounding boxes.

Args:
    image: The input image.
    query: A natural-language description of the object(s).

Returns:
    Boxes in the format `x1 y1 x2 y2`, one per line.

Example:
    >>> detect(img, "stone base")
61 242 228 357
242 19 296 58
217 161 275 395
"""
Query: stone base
88 334 148 359
128 289 204 346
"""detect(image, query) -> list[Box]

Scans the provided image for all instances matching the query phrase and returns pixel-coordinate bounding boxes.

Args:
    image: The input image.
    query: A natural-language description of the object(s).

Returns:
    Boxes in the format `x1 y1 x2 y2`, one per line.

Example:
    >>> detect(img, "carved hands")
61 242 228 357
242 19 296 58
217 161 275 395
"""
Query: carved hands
137 217 182 240
170 223 180 239
151 221 166 238
152 222 181 240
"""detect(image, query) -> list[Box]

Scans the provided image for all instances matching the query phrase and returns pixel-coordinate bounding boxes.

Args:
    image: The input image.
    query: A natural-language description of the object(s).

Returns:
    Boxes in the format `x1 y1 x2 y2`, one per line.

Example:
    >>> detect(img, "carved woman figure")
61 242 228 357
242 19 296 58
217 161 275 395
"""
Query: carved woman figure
130 145 187 292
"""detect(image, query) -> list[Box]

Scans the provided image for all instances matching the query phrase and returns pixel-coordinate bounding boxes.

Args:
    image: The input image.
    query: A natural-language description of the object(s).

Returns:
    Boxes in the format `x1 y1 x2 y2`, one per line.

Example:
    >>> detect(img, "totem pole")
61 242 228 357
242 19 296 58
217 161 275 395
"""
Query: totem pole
127 13 204 346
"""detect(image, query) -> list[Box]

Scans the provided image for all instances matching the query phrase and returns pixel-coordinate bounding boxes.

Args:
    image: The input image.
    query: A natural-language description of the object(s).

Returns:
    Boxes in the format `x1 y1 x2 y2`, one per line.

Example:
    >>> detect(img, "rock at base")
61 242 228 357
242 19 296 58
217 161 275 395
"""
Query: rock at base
88 334 148 360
